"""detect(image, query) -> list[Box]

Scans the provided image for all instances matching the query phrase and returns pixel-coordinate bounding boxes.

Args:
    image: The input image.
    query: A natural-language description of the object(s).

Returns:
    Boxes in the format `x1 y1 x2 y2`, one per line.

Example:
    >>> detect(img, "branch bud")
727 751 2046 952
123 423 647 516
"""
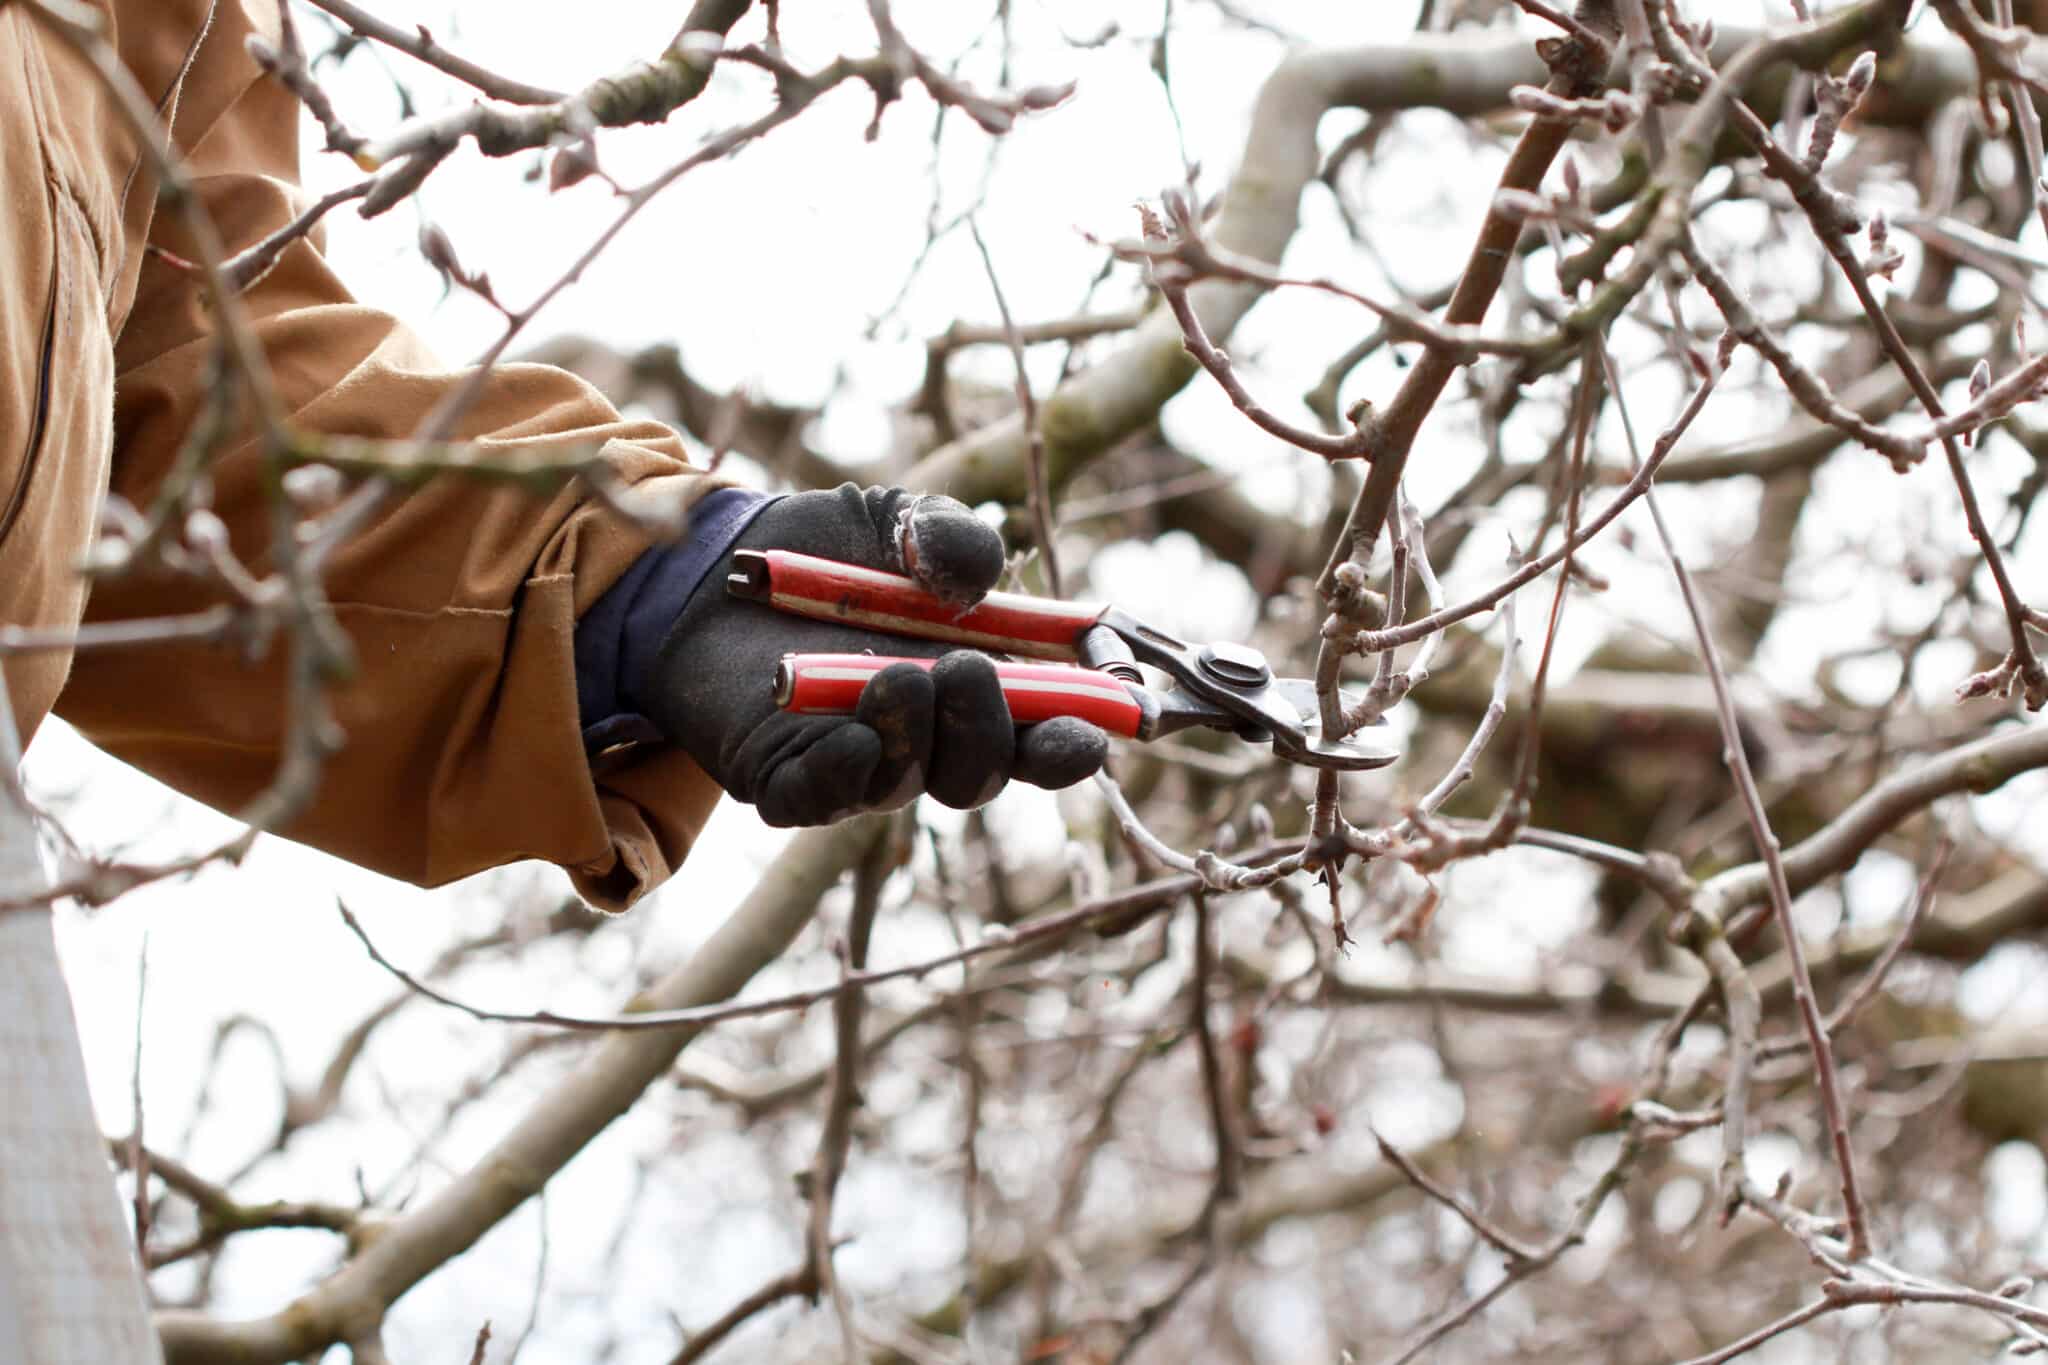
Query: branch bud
1843 50 1876 101
282 465 345 513
548 139 602 193
1601 90 1639 134
184 509 229 555
1017 82 1077 112
417 222 461 276
1508 85 1572 120
1491 187 1549 224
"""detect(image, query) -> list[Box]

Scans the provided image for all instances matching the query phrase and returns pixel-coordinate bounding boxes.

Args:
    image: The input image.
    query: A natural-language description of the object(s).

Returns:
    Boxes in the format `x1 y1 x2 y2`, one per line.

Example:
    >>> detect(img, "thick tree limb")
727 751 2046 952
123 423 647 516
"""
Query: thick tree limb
154 816 888 1365
1702 723 2048 924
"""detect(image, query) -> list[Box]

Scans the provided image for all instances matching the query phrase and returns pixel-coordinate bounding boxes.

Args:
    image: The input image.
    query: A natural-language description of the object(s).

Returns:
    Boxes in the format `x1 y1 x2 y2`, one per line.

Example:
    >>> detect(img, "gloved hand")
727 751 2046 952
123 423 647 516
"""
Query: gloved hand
641 484 1108 826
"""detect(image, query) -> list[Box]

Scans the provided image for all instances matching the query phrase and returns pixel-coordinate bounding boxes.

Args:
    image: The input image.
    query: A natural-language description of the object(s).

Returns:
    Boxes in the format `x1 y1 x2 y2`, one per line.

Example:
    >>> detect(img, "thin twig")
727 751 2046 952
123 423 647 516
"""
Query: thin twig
222 181 372 292
331 845 1303 1035
969 218 1062 596
666 1267 816 1365
1824 838 1952 1034
1509 0 1609 47
1595 333 1872 1260
1338 349 1727 654
302 0 566 104
1189 892 1241 1207
1371 1131 1540 1263
1672 1295 1838 1365
1703 47 2048 704
128 936 150 1253
1385 1124 1646 1363
805 831 892 1361
1756 835 1955 1061
1320 5 1619 587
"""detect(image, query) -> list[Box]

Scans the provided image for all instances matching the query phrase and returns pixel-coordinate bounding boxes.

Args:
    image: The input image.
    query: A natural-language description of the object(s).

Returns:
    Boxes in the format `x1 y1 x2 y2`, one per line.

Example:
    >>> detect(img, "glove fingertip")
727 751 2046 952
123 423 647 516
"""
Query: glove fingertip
899 494 1005 605
855 662 935 807
1015 716 1109 789
926 650 1014 808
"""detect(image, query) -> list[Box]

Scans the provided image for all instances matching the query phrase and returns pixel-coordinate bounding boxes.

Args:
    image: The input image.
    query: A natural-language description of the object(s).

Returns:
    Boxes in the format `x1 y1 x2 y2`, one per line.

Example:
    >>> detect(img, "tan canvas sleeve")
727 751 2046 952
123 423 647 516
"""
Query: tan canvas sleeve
55 12 726 910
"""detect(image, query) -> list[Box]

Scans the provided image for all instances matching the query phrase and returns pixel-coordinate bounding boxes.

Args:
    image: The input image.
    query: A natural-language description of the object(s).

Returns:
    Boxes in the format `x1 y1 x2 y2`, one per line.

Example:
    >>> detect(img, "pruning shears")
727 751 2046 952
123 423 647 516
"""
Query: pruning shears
727 549 1401 772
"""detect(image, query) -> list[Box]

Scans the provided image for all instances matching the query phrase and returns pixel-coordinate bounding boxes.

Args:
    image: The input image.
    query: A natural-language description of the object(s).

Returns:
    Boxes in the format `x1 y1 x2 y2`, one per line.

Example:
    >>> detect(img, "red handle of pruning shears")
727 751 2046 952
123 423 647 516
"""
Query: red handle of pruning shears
727 548 1108 660
733 546 1146 732
775 654 1145 737
731 547 1403 772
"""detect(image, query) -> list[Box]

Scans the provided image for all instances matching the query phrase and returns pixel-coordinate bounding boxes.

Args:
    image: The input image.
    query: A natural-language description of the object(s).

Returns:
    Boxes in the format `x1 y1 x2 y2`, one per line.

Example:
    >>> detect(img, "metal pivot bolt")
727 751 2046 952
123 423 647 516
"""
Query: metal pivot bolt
1197 641 1272 689
1078 623 1144 685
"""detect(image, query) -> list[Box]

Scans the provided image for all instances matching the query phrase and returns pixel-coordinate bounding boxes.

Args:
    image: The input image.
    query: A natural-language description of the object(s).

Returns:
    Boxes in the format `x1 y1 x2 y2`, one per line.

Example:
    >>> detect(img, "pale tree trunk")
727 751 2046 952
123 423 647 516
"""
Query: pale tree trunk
0 685 161 1363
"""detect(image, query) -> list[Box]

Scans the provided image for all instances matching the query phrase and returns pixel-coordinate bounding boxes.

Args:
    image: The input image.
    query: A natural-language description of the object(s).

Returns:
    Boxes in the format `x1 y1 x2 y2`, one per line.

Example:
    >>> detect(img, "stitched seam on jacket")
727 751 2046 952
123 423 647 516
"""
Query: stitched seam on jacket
16 20 117 283
0 184 63 553
329 602 513 623
113 1 218 324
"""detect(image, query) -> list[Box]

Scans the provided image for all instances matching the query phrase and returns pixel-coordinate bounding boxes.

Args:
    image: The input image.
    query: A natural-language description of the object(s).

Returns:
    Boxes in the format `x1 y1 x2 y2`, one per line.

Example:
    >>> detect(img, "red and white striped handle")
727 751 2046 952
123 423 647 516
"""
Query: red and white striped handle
776 654 1145 738
733 549 1106 660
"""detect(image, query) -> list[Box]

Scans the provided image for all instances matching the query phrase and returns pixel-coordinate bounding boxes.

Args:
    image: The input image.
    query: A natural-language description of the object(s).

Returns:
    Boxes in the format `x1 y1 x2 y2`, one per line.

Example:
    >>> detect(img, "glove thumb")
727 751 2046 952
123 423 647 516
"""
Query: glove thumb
896 493 1005 606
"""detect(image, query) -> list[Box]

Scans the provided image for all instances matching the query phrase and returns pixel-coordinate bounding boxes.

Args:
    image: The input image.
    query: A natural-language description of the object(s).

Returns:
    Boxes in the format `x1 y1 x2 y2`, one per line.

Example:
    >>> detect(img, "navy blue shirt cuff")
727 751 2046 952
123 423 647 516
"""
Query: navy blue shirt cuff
574 487 777 753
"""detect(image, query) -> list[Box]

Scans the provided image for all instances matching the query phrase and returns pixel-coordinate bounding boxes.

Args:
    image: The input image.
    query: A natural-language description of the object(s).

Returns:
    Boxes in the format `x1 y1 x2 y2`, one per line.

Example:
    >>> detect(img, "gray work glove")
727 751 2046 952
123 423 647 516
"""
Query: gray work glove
644 484 1108 826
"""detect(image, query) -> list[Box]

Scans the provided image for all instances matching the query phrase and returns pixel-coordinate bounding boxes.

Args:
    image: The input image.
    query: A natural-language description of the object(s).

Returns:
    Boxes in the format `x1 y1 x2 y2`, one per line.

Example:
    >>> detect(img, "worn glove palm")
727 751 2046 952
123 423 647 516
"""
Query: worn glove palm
644 485 1108 826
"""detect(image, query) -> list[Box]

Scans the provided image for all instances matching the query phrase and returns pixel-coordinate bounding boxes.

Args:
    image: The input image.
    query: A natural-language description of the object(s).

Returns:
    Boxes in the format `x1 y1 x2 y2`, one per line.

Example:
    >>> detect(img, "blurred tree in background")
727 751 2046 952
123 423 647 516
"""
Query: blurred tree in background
7 1 2048 1362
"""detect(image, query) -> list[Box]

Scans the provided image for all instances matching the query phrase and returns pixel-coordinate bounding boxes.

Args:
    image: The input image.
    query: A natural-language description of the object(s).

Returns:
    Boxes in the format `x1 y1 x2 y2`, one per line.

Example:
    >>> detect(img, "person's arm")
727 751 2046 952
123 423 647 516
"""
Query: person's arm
59 12 722 909
63 4 1107 909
